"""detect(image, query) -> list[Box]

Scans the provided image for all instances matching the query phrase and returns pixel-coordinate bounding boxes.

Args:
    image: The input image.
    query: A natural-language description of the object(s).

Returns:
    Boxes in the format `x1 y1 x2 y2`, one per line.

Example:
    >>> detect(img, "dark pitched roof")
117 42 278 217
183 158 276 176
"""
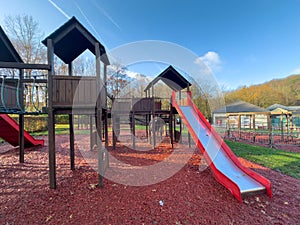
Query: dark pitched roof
144 65 191 92
0 26 23 63
267 104 300 112
42 17 109 65
213 101 267 114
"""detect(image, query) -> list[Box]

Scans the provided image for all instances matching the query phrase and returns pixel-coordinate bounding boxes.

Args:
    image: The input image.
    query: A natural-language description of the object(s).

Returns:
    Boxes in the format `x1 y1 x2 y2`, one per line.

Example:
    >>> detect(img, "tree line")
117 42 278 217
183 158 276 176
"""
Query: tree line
224 74 300 107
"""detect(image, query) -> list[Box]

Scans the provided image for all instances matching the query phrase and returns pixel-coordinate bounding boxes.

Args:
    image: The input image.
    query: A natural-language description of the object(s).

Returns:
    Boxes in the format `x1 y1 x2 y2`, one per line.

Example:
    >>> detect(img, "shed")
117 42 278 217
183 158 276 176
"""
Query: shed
212 100 268 128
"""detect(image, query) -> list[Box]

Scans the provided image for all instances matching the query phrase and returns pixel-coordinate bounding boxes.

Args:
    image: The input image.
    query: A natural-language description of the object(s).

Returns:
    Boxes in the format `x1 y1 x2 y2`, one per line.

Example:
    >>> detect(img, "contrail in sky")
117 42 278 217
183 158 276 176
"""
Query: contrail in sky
48 0 71 19
72 0 104 43
91 0 121 31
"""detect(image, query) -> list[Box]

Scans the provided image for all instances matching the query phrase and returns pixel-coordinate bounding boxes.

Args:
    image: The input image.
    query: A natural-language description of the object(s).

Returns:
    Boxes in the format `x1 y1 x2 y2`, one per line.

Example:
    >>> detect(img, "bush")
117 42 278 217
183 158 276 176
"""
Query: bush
10 115 48 132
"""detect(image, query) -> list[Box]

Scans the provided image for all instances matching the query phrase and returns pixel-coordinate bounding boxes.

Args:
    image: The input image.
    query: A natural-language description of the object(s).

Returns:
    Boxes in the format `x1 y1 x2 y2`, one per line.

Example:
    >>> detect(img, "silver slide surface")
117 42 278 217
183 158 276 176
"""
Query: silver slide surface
180 106 265 194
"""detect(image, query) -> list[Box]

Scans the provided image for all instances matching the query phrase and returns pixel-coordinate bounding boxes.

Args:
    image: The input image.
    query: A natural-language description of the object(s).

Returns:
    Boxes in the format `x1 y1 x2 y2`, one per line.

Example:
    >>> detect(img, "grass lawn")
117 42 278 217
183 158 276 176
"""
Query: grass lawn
31 124 90 136
225 140 300 179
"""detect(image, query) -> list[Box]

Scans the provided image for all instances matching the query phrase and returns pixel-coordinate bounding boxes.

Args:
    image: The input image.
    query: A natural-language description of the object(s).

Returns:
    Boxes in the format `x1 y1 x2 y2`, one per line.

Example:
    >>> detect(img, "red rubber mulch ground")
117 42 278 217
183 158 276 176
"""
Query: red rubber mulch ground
0 135 299 224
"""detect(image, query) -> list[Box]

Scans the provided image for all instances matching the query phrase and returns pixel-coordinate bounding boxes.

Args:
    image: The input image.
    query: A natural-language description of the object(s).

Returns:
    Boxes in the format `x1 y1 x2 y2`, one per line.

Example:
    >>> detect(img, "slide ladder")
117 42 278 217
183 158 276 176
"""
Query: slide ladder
0 114 44 147
172 91 272 202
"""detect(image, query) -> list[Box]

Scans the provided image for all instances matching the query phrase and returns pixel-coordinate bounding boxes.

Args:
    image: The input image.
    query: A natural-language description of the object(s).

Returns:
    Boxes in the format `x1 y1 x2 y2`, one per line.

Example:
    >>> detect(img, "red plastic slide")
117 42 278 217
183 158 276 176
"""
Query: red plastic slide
0 114 44 147
172 91 272 202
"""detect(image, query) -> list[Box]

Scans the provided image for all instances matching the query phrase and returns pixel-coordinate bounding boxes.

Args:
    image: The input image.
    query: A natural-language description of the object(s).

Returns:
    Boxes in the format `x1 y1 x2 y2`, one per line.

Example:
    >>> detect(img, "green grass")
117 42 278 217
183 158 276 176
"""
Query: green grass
30 124 90 136
225 140 300 179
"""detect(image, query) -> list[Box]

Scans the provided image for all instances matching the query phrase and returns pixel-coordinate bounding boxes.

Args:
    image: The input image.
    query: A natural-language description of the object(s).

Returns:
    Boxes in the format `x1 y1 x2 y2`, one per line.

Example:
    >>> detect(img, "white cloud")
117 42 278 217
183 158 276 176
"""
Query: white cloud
195 51 222 73
291 67 300 74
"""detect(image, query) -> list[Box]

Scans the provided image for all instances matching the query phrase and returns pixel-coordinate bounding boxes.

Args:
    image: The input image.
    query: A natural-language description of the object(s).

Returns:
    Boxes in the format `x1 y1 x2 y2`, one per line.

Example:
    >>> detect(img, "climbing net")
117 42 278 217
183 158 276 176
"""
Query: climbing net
0 74 47 114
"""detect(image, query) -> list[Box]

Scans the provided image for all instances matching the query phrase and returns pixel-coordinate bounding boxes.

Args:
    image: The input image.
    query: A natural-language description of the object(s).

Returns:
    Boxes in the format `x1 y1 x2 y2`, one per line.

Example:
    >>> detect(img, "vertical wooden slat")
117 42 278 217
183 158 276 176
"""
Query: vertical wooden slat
59 79 66 104
84 79 89 103
66 79 72 105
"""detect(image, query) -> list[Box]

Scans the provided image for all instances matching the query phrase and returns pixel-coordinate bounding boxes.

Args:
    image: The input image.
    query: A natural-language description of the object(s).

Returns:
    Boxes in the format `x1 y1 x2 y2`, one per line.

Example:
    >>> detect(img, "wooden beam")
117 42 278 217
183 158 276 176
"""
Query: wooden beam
96 43 104 188
68 62 75 170
104 65 108 148
19 114 24 163
47 39 56 189
0 61 51 70
18 69 25 163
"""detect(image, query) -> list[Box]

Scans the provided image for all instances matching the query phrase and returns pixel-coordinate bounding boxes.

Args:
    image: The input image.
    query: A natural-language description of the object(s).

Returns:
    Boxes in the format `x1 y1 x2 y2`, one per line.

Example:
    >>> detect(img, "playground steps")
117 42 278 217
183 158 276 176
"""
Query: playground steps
0 114 44 147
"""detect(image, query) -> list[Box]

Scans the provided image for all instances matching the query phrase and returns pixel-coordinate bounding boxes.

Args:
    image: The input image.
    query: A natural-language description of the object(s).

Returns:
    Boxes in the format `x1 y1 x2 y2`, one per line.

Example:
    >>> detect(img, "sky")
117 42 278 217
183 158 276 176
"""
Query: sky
1 0 300 90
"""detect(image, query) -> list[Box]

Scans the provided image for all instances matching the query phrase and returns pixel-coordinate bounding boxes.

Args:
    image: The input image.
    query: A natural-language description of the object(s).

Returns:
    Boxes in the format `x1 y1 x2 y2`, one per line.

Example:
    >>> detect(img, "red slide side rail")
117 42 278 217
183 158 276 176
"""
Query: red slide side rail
0 114 44 147
172 91 272 202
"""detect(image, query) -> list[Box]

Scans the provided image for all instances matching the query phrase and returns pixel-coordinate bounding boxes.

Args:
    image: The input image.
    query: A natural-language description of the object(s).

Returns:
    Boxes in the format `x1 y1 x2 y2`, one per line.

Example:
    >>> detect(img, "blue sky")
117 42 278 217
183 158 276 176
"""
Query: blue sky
1 0 300 90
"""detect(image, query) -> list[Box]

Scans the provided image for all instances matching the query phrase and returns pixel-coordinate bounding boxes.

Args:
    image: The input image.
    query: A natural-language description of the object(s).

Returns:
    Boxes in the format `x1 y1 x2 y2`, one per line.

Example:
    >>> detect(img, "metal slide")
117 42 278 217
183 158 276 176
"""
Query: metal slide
0 114 44 147
172 92 272 202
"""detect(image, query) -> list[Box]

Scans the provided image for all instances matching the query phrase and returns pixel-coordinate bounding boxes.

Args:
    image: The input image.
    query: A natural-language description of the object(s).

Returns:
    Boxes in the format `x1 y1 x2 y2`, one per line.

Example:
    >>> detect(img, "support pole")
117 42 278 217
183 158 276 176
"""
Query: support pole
96 43 103 187
90 115 93 151
252 114 256 142
104 65 108 148
47 39 56 189
169 103 173 148
151 85 156 148
132 111 136 149
238 114 241 139
19 68 24 163
19 113 24 163
267 113 272 147
68 62 75 170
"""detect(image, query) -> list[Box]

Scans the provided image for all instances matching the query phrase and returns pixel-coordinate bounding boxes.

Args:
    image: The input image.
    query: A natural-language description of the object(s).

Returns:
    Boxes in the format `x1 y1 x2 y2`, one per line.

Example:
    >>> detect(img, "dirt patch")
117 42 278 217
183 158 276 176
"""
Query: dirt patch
0 135 299 224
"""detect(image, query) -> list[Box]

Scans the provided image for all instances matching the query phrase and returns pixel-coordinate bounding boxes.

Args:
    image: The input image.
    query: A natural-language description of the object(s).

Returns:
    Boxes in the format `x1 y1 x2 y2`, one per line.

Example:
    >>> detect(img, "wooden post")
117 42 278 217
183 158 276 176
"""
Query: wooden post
68 62 75 170
252 114 256 142
19 68 24 163
280 113 284 142
151 85 156 148
267 113 272 147
104 65 108 148
96 43 104 187
47 39 56 189
187 86 191 147
226 115 230 138
112 97 117 150
19 113 24 163
238 114 241 139
132 111 136 149
169 103 174 148
90 115 93 151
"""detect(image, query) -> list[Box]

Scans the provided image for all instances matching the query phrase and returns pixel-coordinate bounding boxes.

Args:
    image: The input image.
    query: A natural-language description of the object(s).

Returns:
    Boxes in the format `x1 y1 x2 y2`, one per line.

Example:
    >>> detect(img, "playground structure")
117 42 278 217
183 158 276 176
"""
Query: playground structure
0 17 273 202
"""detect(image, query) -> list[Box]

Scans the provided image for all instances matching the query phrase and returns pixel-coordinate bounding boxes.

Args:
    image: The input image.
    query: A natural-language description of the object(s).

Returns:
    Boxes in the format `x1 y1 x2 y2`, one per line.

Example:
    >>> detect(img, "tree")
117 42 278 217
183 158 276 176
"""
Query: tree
107 63 131 97
3 14 46 111
4 14 46 74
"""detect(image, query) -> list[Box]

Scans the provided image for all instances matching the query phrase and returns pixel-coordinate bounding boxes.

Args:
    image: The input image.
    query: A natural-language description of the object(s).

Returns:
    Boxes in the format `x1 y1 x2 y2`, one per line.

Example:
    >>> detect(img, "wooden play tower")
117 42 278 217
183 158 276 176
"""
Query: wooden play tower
42 17 110 189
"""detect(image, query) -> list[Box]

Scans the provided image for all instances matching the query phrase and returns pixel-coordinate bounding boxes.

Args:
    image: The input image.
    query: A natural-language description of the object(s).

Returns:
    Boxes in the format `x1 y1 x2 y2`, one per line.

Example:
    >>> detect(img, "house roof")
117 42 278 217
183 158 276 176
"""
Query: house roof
267 104 300 112
0 26 23 63
144 65 191 92
42 17 109 65
213 101 267 114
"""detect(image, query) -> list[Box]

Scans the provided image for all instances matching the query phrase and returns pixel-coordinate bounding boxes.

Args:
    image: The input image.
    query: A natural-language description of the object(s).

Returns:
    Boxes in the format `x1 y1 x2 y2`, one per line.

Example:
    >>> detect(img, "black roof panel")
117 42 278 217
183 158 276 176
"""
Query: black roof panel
42 17 109 65
0 26 23 63
145 65 191 92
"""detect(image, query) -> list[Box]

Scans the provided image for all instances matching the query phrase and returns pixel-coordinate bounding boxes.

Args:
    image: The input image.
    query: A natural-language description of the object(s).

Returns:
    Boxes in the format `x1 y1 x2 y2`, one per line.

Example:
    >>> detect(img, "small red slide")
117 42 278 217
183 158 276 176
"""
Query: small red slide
0 114 44 147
